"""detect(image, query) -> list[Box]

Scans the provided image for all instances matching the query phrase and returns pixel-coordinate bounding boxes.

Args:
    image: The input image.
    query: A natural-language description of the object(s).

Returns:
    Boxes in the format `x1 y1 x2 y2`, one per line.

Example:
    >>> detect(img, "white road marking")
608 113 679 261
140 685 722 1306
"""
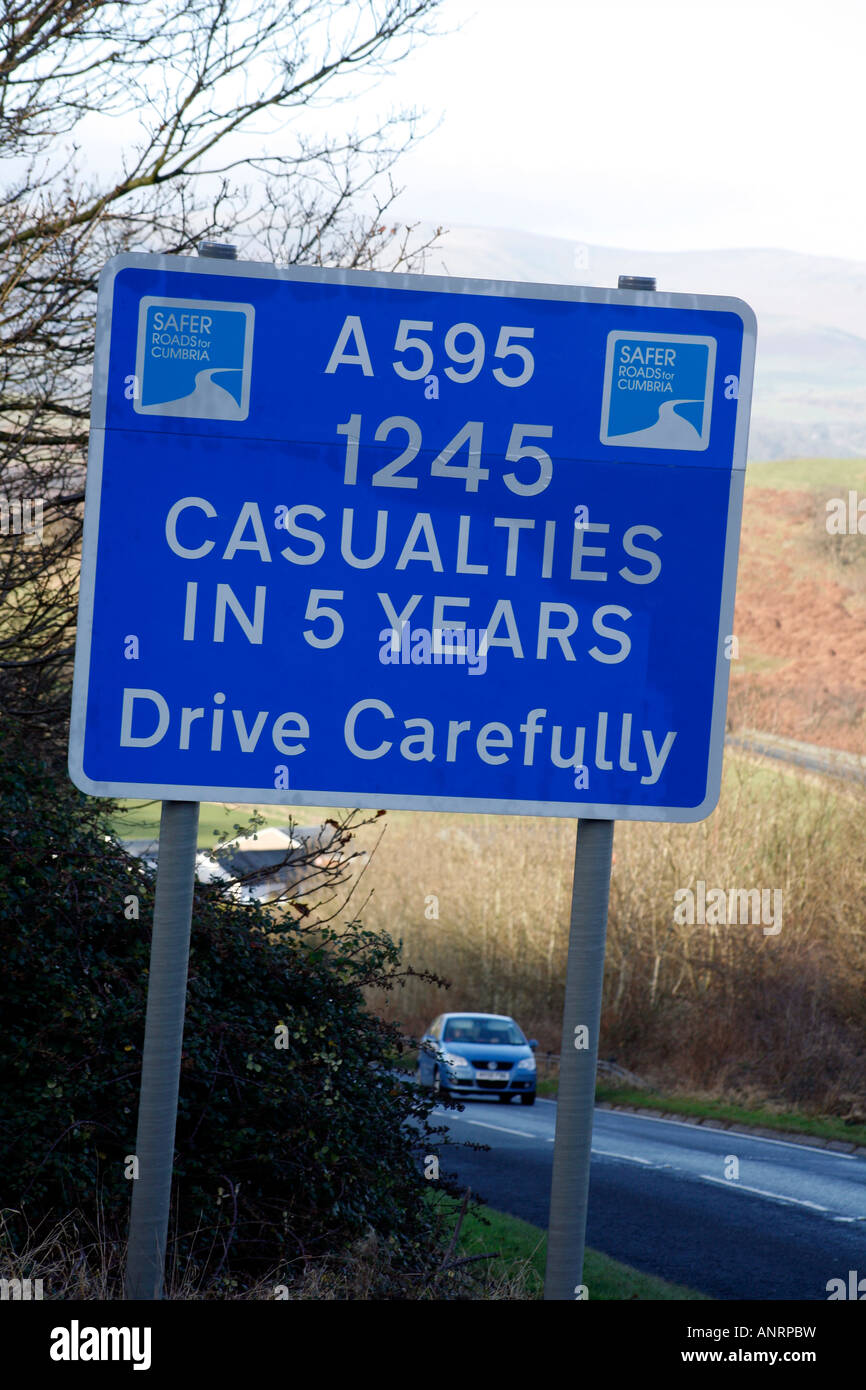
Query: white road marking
529 1098 859 1166
598 1108 859 1160
592 1148 653 1165
435 1105 860 1213
466 1119 537 1138
699 1174 829 1211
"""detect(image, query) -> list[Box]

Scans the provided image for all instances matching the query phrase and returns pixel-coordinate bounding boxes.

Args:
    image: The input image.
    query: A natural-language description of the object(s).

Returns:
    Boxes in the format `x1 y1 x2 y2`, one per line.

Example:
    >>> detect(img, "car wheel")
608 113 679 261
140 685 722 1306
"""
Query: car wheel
497 1092 512 1104
432 1068 450 1102
520 1093 536 1107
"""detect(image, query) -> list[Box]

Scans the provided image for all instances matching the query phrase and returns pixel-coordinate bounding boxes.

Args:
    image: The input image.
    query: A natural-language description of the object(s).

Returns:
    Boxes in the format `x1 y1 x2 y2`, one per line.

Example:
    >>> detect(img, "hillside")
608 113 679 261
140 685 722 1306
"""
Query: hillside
731 458 866 755
416 226 866 462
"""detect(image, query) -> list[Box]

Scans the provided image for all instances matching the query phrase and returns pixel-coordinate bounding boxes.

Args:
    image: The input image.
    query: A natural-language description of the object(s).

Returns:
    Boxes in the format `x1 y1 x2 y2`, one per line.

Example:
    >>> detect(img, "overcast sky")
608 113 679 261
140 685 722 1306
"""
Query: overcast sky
371 0 866 262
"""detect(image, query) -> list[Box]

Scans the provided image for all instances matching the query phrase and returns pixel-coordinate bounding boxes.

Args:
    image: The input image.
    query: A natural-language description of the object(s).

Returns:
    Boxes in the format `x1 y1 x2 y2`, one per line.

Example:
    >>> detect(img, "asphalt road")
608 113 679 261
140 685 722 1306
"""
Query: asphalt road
431 1098 866 1300
725 731 866 786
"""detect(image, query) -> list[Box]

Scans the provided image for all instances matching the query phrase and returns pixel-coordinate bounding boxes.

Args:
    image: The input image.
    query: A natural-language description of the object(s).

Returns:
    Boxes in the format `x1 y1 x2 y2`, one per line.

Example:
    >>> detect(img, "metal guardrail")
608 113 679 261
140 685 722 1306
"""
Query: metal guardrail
536 1051 560 1080
536 1056 653 1088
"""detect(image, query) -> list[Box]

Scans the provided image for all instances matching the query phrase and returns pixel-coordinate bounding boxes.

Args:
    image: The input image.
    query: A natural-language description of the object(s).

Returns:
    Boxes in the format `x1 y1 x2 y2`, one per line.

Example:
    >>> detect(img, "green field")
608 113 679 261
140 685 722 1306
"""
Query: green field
745 455 866 492
109 798 343 847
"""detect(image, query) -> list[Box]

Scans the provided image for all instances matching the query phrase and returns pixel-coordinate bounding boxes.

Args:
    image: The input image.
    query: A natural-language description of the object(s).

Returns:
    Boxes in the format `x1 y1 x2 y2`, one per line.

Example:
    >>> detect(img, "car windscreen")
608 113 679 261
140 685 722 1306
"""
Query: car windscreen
442 1017 526 1045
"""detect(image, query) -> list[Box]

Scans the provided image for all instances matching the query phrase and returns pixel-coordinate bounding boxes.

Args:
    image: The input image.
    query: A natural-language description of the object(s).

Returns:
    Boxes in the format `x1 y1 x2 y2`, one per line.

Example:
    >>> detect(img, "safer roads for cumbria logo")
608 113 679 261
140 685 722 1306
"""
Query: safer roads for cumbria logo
133 295 254 421
600 330 716 451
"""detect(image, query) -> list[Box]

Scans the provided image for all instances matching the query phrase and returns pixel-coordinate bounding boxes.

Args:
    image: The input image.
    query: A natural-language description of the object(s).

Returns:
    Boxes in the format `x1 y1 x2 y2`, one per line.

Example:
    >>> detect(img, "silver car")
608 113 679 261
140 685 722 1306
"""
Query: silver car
418 1012 537 1105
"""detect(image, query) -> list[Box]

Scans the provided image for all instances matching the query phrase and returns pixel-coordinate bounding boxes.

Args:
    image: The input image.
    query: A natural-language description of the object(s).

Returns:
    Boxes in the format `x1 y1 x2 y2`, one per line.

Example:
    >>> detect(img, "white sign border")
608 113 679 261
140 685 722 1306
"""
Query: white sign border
69 254 757 822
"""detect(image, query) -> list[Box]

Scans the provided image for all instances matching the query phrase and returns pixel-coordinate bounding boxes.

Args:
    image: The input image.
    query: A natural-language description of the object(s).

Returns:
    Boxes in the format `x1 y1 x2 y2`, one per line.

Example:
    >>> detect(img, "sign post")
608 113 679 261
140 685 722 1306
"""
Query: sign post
544 274 659 1302
70 253 755 1300
544 816 615 1299
123 240 234 1300
124 799 199 1299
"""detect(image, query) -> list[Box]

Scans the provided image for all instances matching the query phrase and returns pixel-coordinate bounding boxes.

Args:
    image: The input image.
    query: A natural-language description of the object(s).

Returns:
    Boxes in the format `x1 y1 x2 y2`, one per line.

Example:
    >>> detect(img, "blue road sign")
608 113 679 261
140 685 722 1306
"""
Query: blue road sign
69 255 755 820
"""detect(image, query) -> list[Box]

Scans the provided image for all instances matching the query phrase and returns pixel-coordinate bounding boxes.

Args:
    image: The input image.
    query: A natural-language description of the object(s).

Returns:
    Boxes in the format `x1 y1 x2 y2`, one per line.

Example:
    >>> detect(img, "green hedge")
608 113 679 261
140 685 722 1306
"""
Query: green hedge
0 746 441 1291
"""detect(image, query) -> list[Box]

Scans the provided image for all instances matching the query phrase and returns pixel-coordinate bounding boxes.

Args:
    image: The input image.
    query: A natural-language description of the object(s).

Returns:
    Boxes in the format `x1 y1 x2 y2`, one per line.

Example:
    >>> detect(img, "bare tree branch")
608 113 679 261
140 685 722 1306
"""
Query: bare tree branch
1 0 447 760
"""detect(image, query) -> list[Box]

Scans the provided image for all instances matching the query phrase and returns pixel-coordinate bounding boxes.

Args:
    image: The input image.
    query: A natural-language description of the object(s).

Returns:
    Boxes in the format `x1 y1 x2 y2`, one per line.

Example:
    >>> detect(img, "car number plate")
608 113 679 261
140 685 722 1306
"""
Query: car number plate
477 1070 509 1081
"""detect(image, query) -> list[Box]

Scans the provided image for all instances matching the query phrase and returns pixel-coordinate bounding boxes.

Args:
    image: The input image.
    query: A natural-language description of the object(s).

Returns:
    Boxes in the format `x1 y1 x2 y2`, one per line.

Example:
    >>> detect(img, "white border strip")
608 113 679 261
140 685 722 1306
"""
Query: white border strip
69 255 757 820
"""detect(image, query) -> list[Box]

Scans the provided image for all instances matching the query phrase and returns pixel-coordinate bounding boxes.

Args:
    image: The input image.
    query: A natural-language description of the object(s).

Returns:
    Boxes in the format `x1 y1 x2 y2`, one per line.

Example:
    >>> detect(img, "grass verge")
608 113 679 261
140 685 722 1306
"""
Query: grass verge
592 1086 866 1148
448 1200 707 1300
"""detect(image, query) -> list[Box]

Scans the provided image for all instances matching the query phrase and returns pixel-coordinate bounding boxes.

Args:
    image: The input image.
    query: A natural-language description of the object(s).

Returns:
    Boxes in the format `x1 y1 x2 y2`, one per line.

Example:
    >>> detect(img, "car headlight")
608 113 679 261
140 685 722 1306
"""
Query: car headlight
516 1056 536 1071
441 1052 471 1070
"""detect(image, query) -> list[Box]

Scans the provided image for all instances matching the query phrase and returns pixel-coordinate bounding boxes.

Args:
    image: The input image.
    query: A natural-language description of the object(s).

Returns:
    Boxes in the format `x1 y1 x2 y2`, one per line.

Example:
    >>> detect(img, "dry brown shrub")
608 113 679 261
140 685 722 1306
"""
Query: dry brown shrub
361 757 866 1114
